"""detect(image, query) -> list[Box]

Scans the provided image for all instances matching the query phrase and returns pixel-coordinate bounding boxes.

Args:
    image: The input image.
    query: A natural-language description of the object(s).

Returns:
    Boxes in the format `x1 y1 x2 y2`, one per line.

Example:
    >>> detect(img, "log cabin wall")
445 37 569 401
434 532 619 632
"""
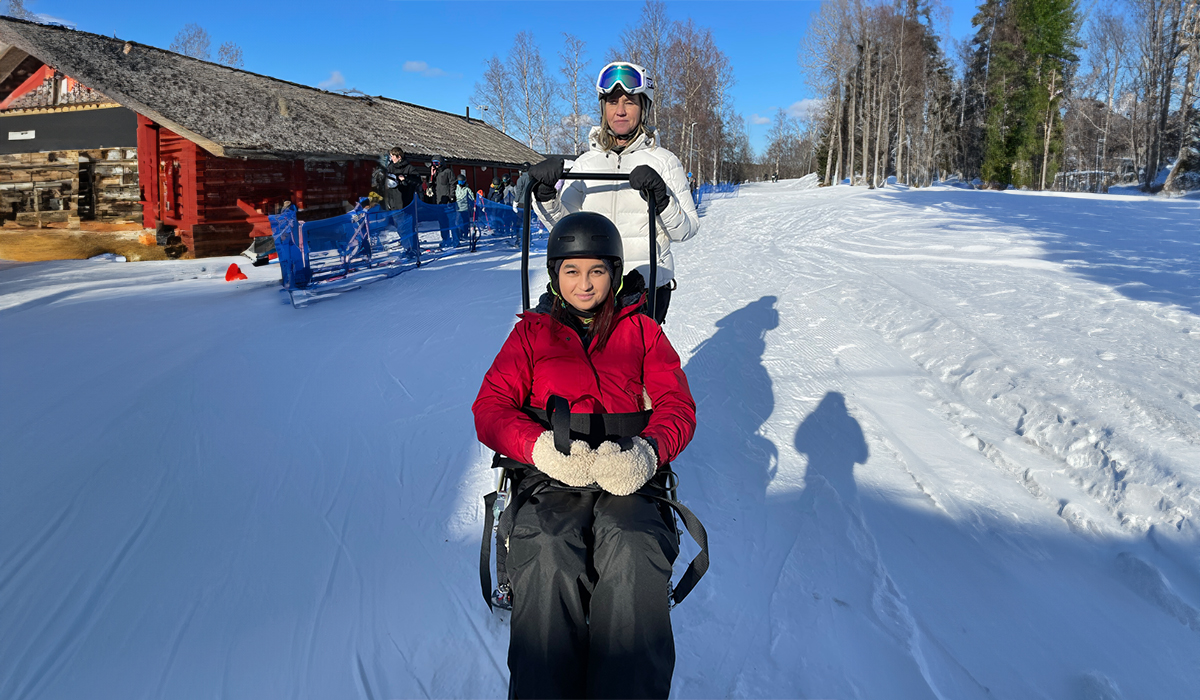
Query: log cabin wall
84 148 139 222
0 150 76 227
0 147 139 228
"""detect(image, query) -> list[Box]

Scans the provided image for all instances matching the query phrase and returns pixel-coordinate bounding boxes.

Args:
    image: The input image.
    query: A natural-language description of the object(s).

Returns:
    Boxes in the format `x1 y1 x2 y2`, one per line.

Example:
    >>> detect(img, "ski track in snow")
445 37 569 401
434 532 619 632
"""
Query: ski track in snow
2 184 1199 699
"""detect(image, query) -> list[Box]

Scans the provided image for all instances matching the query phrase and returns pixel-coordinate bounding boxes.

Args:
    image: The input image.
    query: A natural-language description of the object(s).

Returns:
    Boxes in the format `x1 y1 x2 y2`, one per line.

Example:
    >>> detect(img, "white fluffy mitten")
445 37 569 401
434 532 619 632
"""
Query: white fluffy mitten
530 431 596 487
592 437 658 496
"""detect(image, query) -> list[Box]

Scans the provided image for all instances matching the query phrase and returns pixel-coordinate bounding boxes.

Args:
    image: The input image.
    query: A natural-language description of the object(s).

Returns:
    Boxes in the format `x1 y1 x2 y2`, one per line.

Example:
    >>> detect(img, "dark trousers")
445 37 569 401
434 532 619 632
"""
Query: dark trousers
455 209 470 246
507 487 679 699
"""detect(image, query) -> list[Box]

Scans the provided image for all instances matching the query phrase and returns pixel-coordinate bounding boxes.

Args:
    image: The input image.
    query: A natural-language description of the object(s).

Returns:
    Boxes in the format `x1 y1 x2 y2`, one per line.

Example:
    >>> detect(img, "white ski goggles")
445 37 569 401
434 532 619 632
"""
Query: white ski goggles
596 62 653 100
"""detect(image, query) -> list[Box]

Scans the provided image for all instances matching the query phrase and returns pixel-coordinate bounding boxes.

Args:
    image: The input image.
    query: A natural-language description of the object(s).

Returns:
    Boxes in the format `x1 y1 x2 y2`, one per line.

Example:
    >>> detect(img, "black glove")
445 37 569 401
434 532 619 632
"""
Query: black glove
528 157 564 202
629 165 669 214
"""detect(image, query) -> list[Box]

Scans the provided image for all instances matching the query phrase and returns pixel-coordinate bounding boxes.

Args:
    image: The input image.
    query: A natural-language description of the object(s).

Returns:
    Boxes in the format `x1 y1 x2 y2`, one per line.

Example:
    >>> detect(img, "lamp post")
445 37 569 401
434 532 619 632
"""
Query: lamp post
688 121 698 182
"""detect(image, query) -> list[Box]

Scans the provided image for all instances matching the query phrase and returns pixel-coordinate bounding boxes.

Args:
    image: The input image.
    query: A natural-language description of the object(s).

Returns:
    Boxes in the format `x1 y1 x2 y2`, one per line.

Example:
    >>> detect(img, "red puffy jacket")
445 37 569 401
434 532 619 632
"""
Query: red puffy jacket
473 303 696 467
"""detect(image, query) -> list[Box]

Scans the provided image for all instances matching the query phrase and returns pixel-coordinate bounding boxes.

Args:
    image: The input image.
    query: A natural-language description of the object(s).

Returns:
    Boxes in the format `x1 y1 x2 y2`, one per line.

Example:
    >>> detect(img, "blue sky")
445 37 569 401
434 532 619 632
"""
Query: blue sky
25 0 982 155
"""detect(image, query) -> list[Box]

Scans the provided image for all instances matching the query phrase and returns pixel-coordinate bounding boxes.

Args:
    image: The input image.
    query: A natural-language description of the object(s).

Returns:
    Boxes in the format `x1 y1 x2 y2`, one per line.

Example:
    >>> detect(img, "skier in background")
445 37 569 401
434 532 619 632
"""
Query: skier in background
502 172 516 206
527 61 699 325
453 173 472 248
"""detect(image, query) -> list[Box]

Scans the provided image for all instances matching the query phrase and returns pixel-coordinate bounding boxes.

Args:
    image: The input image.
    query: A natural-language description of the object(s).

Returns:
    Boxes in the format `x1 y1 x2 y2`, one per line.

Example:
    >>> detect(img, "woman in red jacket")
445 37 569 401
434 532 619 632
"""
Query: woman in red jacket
473 211 696 699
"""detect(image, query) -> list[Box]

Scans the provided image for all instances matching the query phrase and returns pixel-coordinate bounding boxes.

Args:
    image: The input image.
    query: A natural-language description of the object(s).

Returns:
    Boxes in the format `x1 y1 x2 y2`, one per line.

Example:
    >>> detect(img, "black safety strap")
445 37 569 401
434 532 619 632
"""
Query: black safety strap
639 466 710 606
657 494 710 606
480 489 499 608
486 466 561 609
524 406 653 445
547 395 572 455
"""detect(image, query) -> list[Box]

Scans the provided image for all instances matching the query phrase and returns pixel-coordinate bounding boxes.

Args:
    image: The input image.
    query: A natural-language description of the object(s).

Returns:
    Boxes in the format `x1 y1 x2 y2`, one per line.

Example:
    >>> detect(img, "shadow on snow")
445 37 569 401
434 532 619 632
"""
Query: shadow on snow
669 296 1200 698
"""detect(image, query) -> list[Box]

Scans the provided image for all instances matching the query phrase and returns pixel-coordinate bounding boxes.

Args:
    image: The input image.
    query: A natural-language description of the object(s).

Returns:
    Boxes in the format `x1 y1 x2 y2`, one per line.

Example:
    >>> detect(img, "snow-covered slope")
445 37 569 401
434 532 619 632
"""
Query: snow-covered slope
2 183 1198 699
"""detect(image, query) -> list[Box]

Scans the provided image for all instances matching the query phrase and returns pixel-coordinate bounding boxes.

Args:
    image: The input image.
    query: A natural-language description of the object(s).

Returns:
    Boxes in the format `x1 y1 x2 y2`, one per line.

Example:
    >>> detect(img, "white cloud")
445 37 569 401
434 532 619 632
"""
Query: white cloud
787 98 825 121
318 71 346 90
403 61 461 79
750 113 770 125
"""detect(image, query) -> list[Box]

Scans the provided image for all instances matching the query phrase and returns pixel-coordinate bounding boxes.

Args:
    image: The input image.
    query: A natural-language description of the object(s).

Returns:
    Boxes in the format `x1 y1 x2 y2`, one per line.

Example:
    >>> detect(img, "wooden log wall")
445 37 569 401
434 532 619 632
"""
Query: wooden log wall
86 149 140 223
0 148 140 228
0 151 77 227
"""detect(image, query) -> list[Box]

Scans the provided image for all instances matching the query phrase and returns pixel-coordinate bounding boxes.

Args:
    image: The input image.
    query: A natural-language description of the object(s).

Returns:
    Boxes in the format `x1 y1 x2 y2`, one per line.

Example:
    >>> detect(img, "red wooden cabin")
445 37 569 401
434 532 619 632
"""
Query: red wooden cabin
136 116 378 256
0 17 543 258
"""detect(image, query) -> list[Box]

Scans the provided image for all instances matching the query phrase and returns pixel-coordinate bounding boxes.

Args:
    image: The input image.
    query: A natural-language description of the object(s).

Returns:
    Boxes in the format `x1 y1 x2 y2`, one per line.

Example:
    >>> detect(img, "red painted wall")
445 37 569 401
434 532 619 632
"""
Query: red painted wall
137 115 376 257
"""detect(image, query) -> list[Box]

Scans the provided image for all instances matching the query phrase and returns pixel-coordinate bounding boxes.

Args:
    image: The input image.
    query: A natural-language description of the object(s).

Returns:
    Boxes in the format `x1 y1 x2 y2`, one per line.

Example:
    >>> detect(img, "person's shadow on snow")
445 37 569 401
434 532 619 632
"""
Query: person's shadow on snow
728 391 879 696
680 296 780 512
671 303 872 694
794 391 869 505
672 296 781 691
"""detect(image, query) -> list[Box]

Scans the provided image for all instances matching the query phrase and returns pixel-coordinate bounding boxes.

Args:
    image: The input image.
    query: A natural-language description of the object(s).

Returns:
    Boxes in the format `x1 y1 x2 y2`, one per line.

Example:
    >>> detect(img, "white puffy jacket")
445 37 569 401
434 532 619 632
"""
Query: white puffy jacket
535 126 699 285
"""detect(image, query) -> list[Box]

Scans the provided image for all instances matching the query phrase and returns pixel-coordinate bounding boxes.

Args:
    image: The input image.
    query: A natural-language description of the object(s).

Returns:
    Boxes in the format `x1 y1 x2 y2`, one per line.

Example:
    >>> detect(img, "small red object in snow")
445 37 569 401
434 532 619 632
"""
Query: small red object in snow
225 263 248 281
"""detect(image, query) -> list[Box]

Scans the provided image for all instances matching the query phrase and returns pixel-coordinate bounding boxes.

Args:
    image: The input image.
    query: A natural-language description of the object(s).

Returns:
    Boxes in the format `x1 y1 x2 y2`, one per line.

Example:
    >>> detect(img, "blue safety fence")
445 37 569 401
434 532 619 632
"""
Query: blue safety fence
269 196 547 306
692 182 740 211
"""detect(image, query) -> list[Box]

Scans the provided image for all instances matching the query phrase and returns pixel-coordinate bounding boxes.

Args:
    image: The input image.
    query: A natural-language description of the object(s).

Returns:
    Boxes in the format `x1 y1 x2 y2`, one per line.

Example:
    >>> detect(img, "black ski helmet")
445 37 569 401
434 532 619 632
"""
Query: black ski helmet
546 212 623 288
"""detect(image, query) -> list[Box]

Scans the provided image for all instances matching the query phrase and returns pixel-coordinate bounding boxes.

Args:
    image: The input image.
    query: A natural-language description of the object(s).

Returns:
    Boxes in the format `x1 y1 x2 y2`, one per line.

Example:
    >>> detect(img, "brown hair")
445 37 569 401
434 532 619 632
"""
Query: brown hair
389 146 404 158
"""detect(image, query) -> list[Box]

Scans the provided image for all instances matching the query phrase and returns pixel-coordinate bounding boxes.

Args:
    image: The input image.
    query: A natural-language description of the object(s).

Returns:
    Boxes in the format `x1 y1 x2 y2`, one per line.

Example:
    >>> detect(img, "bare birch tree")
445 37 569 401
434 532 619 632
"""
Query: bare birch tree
559 33 592 155
170 23 212 60
508 32 548 150
802 0 854 184
532 70 561 154
807 0 955 187
473 56 513 135
217 41 244 68
617 0 671 134
1129 0 1188 186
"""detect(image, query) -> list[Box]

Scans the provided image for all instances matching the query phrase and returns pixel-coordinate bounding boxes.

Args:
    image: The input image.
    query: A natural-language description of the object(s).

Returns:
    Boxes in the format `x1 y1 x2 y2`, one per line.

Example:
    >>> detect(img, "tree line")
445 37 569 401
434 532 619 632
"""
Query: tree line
1065 0 1199 192
472 1 755 184
801 0 1200 192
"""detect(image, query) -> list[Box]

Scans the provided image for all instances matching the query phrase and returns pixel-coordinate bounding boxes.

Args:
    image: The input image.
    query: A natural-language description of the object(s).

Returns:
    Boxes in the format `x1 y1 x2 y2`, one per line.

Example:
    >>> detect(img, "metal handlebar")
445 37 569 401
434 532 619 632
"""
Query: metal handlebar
521 170 658 318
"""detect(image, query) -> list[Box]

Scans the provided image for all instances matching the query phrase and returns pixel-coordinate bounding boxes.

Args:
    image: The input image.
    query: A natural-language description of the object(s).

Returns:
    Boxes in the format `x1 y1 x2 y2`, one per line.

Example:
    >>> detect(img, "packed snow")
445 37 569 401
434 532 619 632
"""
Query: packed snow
2 181 1198 699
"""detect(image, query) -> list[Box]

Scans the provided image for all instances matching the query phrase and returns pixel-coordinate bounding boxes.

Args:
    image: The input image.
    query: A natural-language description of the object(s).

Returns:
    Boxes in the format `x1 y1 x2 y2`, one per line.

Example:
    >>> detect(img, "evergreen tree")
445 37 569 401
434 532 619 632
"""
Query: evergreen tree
965 0 1079 188
1012 0 1080 189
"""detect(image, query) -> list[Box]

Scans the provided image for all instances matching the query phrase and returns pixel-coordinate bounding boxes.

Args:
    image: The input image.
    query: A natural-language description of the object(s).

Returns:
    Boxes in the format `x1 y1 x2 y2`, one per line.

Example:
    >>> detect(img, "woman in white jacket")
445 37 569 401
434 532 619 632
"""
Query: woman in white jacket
529 61 699 324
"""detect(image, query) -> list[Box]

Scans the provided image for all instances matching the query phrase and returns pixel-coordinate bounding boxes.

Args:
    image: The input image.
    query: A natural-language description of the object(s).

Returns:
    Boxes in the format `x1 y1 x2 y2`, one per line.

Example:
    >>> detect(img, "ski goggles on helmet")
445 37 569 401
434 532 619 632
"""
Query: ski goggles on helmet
596 62 653 100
